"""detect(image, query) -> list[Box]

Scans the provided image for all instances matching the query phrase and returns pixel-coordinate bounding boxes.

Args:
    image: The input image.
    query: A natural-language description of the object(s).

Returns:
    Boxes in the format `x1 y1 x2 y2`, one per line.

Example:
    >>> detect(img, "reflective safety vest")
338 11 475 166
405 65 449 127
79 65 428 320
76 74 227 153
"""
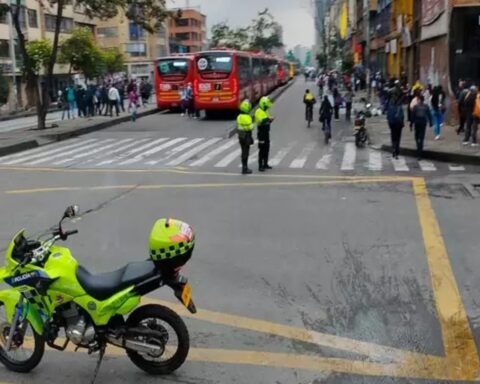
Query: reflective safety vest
255 108 270 127
237 113 253 131
304 93 314 102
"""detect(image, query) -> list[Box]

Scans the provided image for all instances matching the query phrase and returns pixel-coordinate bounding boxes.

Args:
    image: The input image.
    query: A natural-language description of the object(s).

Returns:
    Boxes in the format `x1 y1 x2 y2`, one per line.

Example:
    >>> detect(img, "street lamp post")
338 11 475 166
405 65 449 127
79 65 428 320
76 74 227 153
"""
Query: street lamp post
364 0 371 101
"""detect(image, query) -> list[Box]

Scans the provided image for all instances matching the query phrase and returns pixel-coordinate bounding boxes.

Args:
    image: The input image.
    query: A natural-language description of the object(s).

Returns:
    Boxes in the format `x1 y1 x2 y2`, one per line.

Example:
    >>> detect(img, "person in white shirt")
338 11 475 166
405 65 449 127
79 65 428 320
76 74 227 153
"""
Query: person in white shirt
108 84 120 117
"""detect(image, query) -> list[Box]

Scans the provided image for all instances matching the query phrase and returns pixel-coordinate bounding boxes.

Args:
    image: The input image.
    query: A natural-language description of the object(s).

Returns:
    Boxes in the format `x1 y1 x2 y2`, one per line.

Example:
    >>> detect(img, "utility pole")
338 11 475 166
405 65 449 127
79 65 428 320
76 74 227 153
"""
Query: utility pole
7 4 18 110
364 0 371 100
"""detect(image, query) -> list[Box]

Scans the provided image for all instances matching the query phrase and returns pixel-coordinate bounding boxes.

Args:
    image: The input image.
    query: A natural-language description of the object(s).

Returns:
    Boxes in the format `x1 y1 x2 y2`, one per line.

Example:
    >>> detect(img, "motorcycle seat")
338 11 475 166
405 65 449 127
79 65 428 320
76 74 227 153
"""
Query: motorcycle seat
76 260 157 301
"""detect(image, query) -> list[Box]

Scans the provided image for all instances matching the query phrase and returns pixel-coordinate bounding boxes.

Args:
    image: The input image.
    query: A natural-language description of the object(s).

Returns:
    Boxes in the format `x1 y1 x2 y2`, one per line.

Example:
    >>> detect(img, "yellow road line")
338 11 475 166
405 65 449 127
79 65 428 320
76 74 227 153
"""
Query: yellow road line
412 178 480 378
4 178 408 195
142 298 443 365
0 165 413 181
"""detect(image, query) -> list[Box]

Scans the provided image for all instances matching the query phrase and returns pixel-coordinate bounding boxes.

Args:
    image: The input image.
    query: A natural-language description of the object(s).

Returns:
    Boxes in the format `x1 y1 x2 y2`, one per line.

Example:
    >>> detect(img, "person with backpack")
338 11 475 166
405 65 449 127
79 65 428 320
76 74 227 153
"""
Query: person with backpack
463 86 478 146
411 95 433 160
431 85 446 140
319 94 333 144
386 82 405 159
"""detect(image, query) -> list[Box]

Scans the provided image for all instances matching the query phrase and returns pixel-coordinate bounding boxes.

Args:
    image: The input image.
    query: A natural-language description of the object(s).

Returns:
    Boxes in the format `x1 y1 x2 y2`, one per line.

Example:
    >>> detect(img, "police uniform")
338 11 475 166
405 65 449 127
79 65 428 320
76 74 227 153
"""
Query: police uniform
255 97 273 171
237 100 254 174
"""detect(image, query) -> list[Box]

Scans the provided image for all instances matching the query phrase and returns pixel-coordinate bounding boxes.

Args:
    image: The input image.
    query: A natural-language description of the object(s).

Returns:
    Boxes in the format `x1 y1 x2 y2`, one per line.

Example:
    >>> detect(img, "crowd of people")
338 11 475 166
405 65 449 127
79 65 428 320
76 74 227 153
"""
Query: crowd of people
57 79 153 123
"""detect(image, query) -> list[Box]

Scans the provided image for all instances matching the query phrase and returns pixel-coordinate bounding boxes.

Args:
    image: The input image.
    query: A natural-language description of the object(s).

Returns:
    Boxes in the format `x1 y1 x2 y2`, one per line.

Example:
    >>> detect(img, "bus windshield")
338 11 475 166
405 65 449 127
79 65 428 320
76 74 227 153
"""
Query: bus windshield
157 59 189 79
197 54 233 73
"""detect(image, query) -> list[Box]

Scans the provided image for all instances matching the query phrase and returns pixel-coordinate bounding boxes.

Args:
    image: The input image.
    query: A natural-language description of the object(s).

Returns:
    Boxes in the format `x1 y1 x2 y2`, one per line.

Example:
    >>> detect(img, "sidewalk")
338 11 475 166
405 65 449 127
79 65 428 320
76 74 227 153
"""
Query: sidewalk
0 105 159 157
368 112 480 165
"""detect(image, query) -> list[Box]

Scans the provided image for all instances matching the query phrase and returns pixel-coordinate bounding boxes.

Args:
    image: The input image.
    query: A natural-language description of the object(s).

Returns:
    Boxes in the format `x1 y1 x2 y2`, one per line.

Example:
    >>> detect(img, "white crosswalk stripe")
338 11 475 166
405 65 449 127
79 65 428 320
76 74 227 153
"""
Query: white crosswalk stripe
189 139 236 166
269 142 296 167
448 164 466 171
27 139 112 166
215 148 241 168
418 160 437 172
316 153 332 169
167 138 222 166
341 143 356 171
146 138 204 165
53 139 133 166
290 142 316 168
0 136 471 174
391 156 409 172
1 139 97 165
368 150 382 171
119 138 188 166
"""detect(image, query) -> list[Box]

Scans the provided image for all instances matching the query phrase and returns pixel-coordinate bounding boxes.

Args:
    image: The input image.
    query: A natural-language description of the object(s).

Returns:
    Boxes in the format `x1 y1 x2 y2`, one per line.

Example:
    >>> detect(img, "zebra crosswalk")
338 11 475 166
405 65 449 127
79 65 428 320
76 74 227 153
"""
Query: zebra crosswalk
0 136 469 174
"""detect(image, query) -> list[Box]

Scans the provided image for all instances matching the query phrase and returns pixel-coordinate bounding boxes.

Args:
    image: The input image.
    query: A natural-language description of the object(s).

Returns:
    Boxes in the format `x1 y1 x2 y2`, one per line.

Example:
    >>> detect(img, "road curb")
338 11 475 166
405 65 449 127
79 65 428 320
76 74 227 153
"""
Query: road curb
227 80 296 139
380 144 480 165
40 108 163 142
0 140 39 157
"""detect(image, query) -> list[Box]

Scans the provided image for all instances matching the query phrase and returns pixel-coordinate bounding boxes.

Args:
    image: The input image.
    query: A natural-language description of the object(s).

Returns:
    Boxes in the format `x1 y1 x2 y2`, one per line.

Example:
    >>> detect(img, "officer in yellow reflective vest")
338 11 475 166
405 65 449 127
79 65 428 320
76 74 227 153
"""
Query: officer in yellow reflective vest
255 96 274 171
237 99 254 174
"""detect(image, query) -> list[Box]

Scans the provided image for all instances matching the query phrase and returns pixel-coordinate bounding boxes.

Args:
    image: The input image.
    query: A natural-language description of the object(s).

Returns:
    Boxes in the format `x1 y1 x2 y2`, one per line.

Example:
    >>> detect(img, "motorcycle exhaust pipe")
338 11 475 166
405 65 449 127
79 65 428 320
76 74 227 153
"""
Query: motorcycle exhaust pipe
106 335 163 356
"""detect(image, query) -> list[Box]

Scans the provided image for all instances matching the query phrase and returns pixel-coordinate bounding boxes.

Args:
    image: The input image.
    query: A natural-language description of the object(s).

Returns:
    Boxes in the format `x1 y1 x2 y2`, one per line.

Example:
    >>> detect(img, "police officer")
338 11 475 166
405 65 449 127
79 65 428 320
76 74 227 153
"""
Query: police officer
237 99 254 174
255 96 274 172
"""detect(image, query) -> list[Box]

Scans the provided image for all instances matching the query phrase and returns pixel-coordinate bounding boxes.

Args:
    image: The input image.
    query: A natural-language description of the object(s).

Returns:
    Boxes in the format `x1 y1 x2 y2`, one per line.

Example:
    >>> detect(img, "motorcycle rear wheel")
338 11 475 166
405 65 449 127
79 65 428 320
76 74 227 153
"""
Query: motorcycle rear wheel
126 304 189 375
0 303 45 373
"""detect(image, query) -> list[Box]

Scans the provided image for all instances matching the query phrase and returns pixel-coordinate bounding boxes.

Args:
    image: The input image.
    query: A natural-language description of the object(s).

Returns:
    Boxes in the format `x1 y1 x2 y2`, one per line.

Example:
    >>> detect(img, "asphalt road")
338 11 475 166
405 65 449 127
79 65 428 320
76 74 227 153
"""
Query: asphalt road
0 80 480 383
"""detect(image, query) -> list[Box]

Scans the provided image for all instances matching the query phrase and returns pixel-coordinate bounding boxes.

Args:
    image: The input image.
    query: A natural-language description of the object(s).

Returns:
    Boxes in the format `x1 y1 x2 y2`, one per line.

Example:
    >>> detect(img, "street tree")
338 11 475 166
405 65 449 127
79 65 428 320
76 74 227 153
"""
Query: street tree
211 22 249 50
7 0 168 130
59 27 104 80
102 47 125 75
249 8 283 53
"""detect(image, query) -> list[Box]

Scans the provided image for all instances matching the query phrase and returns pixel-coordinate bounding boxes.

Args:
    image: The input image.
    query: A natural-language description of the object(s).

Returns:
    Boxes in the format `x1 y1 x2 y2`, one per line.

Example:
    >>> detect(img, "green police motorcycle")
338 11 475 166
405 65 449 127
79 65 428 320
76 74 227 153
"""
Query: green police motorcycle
0 205 196 379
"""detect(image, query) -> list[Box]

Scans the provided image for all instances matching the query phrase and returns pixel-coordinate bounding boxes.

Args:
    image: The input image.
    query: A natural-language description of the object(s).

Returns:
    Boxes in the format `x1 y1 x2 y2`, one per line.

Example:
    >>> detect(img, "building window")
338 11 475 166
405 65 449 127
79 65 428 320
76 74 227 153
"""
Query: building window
129 22 145 41
131 63 150 75
27 9 38 28
5 7 27 28
175 32 189 41
175 18 189 27
45 14 73 33
75 22 95 34
126 42 146 57
0 40 9 58
97 27 118 38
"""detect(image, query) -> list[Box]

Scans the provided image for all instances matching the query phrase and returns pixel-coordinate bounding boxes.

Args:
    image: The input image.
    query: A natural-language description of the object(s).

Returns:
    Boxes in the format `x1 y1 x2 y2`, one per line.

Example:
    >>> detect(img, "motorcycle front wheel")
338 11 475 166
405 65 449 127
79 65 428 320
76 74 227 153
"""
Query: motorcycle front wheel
0 303 45 373
126 304 190 375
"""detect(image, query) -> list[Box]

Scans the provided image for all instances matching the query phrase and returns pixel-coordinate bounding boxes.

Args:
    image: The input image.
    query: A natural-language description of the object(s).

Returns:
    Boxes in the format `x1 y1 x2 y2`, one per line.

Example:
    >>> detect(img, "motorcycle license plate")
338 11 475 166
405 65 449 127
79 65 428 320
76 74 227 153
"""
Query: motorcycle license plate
181 283 192 306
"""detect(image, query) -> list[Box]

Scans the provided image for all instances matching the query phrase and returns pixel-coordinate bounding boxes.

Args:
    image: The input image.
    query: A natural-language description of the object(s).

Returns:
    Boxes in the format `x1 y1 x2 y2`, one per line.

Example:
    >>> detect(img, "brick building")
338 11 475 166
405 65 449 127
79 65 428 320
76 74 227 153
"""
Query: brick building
168 8 206 53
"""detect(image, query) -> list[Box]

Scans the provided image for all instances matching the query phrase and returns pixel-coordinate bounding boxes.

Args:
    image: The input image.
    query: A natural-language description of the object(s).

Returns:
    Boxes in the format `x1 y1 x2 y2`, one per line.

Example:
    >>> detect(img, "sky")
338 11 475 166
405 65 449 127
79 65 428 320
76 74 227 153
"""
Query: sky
166 0 315 50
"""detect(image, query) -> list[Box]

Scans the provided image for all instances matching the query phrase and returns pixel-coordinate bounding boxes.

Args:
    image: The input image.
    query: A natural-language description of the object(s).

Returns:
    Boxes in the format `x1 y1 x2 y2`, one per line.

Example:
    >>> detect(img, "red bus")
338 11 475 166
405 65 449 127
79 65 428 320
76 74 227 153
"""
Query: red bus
250 53 278 98
154 55 195 109
276 59 290 86
193 50 254 113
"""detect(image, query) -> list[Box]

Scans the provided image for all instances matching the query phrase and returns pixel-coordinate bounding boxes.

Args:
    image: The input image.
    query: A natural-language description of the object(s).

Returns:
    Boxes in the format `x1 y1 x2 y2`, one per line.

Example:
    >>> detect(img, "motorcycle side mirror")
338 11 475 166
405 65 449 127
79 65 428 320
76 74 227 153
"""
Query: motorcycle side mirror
63 205 79 219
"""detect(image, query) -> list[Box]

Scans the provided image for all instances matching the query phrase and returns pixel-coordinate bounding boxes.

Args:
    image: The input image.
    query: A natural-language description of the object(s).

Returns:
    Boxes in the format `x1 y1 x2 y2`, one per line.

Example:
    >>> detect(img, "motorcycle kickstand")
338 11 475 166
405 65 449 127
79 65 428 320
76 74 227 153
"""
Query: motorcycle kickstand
90 344 106 384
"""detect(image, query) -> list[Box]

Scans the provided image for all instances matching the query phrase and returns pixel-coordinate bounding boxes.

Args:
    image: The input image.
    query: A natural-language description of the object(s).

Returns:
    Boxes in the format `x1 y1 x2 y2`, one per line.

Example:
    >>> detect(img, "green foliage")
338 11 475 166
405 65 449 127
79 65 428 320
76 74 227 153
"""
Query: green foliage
210 8 283 53
25 39 52 75
102 47 125 74
0 70 9 106
59 27 103 79
249 8 283 53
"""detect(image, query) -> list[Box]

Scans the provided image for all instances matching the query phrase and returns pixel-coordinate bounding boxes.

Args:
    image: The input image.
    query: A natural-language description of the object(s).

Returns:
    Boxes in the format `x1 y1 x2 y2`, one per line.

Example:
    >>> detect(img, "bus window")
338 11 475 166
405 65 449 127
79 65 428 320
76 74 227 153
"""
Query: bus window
197 54 233 73
157 59 189 78
238 56 251 81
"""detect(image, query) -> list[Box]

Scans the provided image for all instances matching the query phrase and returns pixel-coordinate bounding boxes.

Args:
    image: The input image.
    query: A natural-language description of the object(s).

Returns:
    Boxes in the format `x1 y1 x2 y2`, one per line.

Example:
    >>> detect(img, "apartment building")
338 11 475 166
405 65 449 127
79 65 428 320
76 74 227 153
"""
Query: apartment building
96 10 168 82
168 8 206 53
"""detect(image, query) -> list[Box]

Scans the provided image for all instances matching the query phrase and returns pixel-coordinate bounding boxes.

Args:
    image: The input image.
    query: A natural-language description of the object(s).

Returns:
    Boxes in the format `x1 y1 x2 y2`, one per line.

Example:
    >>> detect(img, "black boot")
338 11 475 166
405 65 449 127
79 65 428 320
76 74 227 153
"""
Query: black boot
242 167 252 174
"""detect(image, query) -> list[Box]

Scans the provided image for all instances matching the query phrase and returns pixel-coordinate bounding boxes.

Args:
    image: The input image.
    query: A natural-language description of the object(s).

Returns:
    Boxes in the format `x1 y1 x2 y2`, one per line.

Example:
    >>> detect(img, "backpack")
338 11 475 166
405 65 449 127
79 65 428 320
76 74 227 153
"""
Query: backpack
473 95 480 118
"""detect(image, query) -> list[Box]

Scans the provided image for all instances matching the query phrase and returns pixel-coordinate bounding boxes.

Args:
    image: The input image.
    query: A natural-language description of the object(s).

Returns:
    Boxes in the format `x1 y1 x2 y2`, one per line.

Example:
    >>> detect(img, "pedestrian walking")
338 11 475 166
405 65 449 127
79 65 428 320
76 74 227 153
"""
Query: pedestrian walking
431 85 446 140
185 82 195 118
386 82 405 159
140 80 152 107
108 84 120 117
100 84 109 115
411 95 433 160
75 85 86 118
344 87 354 121
457 80 468 135
61 88 71 120
333 87 341 120
128 86 139 122
463 86 479 146
66 84 76 119
319 95 333 144
237 100 254 175
255 96 274 172
180 86 187 116
85 84 95 117
118 81 126 113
